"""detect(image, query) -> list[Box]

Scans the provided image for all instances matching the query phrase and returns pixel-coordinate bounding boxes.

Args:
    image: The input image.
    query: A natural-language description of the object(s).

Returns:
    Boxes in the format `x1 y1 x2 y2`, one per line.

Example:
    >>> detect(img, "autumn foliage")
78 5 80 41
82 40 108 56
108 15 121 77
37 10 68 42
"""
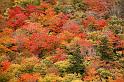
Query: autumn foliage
0 0 124 82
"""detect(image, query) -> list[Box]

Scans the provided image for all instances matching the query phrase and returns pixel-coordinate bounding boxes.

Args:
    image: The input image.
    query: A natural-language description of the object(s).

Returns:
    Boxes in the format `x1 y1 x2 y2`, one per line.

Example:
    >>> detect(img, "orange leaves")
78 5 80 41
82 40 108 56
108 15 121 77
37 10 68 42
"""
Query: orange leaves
77 39 92 47
83 67 97 81
115 79 124 82
1 60 11 71
109 78 124 82
19 73 39 82
45 8 55 17
59 31 74 43
0 28 16 52
46 13 68 33
88 67 97 76
0 14 3 19
76 33 87 39
41 2 50 9
0 28 13 37
10 46 18 51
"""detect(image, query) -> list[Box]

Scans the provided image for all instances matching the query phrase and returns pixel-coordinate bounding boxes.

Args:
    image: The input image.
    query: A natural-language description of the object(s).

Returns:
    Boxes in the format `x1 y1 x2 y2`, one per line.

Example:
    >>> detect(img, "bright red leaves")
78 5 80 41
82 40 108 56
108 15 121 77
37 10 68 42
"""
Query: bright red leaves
95 19 107 29
7 13 28 27
7 6 27 27
82 16 107 30
7 5 39 27
8 6 23 18
27 33 60 54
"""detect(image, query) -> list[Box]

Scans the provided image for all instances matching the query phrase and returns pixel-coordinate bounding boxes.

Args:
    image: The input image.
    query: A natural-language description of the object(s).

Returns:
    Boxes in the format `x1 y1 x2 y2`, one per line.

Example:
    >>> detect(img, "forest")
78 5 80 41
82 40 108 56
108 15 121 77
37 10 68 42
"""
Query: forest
0 0 124 82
